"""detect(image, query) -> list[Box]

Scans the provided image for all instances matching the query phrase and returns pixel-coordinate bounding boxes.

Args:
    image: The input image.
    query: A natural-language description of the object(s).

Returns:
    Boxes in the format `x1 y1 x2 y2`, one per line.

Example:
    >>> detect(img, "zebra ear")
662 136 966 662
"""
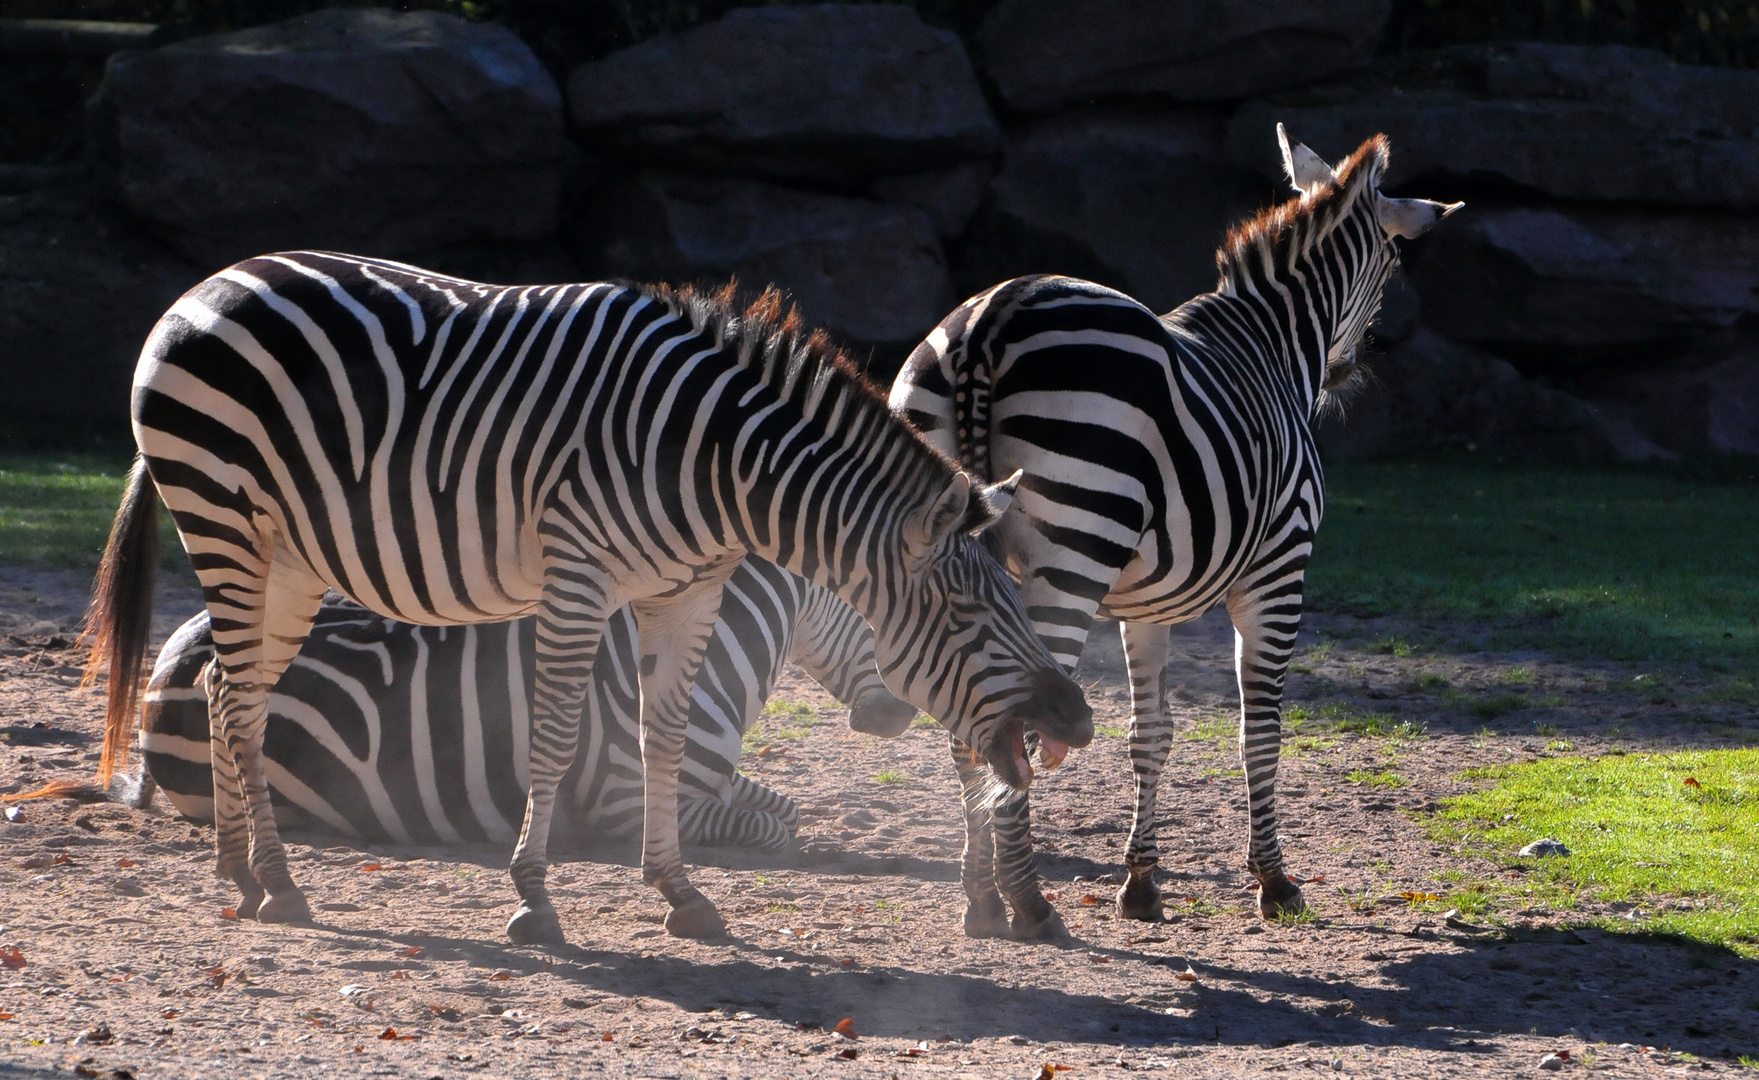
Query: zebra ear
1278 122 1336 197
1377 194 1464 239
908 471 974 553
964 469 1022 535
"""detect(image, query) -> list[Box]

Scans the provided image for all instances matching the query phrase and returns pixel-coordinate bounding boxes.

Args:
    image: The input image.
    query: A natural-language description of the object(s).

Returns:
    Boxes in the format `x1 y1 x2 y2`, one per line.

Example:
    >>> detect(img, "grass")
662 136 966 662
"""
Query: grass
873 769 908 785
1312 459 1759 673
1434 748 1759 953
1346 768 1406 789
0 454 183 568
1286 702 1426 739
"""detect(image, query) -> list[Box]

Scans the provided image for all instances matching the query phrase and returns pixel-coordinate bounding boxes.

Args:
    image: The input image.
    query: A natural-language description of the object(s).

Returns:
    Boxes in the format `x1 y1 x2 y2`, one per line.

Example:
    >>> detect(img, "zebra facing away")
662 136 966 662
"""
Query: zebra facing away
91 263 1092 945
139 557 915 852
891 127 1459 938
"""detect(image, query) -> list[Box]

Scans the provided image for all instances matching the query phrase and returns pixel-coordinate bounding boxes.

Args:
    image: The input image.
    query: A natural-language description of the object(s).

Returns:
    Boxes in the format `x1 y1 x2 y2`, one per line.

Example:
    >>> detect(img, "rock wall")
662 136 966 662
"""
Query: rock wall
2 3 1753 460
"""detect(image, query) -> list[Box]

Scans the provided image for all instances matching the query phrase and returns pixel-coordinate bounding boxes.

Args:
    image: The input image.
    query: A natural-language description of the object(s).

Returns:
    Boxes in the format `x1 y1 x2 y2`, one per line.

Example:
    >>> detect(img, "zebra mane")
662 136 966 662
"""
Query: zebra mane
645 279 963 485
1215 133 1390 296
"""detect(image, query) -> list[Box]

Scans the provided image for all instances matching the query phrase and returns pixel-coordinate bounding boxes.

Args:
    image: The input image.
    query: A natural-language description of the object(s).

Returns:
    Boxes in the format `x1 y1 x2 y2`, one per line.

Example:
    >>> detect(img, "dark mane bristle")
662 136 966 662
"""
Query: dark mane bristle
638 279 959 481
1217 133 1390 287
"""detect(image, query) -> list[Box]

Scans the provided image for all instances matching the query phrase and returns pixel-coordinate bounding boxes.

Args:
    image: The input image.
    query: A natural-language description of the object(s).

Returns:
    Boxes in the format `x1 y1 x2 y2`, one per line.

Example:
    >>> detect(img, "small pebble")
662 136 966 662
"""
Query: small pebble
1538 1052 1565 1071
1519 838 1571 858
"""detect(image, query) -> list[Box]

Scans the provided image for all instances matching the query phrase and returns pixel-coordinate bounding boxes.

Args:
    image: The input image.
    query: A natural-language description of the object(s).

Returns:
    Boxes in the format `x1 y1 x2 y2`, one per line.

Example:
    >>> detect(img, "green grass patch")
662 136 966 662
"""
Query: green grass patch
1312 459 1759 673
1287 702 1425 738
1435 748 1759 953
1095 723 1129 739
0 454 184 568
873 769 908 785
1184 713 1235 741
1346 768 1406 789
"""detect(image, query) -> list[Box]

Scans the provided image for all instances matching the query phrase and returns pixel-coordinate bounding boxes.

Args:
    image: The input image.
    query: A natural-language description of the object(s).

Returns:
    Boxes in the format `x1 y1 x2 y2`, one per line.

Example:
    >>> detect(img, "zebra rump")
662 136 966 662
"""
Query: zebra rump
141 558 915 853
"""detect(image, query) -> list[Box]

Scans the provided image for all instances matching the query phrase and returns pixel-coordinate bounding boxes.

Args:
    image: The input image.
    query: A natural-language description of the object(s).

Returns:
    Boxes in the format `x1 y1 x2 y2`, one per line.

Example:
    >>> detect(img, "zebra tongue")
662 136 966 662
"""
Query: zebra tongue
1038 735 1070 771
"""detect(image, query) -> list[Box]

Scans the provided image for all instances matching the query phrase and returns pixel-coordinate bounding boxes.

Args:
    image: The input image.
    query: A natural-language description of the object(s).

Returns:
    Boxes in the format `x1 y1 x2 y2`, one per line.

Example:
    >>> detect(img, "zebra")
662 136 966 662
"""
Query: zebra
138 557 917 852
890 126 1459 938
88 263 1092 945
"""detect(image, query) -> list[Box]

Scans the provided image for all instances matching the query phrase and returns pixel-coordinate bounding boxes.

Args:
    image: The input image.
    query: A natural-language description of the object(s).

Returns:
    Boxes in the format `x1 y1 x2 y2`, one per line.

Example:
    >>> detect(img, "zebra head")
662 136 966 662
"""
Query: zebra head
872 467 1094 792
1252 124 1462 404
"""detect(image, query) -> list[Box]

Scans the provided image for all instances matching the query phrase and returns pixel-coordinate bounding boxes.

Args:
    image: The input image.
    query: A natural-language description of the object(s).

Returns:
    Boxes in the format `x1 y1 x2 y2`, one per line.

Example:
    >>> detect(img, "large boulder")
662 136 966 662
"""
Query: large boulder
1409 206 1759 365
0 184 205 434
566 5 999 187
957 108 1265 313
1594 334 1759 459
573 171 954 349
1228 43 1759 209
89 9 564 267
1317 329 1659 462
976 0 1390 113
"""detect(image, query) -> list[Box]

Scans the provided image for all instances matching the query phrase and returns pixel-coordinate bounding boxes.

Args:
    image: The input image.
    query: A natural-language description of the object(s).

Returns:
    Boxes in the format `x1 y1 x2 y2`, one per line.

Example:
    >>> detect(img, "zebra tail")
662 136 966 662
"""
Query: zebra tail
83 455 160 792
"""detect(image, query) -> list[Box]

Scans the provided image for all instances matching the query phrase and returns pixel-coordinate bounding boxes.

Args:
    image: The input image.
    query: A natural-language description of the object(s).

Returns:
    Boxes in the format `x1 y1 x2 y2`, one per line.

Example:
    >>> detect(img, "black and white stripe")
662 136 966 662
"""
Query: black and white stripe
140 559 911 853
105 261 1091 943
891 127 1459 936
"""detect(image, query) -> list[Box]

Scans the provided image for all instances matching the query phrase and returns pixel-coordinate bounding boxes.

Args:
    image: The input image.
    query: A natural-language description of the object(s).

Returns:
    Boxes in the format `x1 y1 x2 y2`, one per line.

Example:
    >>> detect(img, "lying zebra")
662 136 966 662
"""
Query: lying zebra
135 558 917 853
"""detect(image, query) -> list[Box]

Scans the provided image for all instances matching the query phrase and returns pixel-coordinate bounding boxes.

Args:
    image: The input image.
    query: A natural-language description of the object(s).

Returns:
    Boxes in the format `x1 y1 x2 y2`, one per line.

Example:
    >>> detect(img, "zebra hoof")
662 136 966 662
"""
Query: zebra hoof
664 900 727 939
507 903 566 946
962 903 1013 939
1010 905 1069 942
1115 877 1163 922
1257 876 1306 919
255 888 313 925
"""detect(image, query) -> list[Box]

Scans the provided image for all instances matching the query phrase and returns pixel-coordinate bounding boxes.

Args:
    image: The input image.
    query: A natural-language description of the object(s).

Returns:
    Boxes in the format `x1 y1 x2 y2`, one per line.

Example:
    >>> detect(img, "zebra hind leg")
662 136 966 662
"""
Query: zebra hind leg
950 735 1010 938
1116 621 1172 921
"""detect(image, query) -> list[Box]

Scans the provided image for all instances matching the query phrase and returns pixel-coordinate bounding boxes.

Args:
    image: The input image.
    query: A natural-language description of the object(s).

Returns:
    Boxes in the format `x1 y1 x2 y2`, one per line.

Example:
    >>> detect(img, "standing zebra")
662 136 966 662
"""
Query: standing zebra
138 558 914 851
90 263 1091 944
891 127 1458 937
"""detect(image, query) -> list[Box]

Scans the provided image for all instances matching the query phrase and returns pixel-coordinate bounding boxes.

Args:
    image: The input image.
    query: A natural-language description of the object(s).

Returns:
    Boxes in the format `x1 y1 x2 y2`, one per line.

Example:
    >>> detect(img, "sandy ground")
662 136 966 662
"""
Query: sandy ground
2 564 1757 1078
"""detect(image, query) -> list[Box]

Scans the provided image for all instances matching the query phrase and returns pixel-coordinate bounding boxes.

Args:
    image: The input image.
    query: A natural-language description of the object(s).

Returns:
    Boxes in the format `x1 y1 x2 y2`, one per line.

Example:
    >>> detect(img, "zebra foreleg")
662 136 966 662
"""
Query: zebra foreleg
634 562 742 939
1227 584 1305 918
990 785 1066 939
508 571 616 947
950 735 1010 938
1117 620 1172 921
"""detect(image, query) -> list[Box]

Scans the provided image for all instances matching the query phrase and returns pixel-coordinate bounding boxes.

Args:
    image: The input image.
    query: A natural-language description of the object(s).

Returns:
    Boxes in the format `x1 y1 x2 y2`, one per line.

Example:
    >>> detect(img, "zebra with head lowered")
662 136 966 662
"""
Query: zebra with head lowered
90 264 1091 944
138 557 916 852
890 127 1459 938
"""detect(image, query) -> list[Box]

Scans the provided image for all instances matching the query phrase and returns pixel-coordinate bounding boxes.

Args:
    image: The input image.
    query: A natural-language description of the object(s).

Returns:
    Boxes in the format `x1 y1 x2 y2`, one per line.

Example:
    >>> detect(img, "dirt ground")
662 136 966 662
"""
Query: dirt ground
3 564 1758 1079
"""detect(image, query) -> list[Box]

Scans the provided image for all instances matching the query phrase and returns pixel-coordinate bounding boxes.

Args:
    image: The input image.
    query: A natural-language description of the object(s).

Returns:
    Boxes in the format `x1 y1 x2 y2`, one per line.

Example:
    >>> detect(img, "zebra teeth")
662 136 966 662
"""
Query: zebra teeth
1037 735 1070 771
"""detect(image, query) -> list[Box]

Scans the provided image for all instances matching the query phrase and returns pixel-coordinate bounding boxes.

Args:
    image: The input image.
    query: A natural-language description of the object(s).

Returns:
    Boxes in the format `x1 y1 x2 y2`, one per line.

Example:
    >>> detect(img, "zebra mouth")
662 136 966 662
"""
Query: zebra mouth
988 719 1040 790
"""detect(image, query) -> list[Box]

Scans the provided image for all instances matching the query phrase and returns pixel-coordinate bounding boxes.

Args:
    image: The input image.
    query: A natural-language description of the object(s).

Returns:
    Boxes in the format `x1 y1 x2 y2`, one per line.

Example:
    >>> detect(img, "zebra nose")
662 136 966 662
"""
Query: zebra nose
1030 668 1093 748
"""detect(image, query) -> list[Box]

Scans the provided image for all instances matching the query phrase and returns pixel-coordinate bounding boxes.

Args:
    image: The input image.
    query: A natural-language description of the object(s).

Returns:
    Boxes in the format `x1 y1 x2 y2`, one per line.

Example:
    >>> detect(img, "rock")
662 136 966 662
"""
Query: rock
1317 329 1650 463
90 8 564 267
871 161 994 240
1228 43 1759 209
574 170 953 348
957 107 1264 313
0 183 206 432
977 0 1389 112
1539 1052 1565 1071
1519 838 1572 858
566 5 999 186
1409 205 1759 365
1593 335 1759 459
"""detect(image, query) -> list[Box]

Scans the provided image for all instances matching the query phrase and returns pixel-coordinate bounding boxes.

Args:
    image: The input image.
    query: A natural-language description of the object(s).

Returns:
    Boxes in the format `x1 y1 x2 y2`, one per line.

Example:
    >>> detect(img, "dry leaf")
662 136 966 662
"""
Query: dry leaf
0 1012 14 1020
1088 954 1111 965
0 946 24 970
1557 1050 1572 1061
160 1009 179 1020
352 1045 365 1053
379 1028 399 1040
834 1047 858 1060
220 908 239 920
840 958 855 966
1174 965 1199 982
1684 777 1702 789
833 1017 858 1039
1079 894 1102 905
115 859 137 869
402 946 422 958
600 1032 615 1042
1043 891 1061 901
1399 891 1443 902
360 863 384 872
